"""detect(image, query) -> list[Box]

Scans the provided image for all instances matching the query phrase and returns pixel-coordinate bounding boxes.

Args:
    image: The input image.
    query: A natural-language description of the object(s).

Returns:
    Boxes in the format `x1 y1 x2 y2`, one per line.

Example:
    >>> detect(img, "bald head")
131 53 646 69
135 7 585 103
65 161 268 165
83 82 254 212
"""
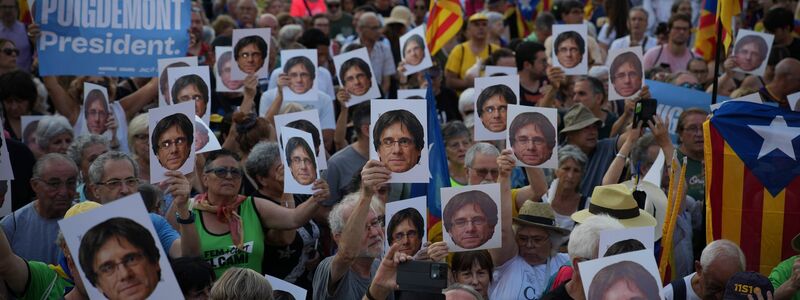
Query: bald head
770 58 800 97
775 58 800 78
257 13 279 37
358 12 380 27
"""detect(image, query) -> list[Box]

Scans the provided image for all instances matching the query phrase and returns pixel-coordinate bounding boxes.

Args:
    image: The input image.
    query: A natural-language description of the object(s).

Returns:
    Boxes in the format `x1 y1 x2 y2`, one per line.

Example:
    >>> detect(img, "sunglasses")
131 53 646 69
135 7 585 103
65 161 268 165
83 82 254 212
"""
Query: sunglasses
1 48 19 56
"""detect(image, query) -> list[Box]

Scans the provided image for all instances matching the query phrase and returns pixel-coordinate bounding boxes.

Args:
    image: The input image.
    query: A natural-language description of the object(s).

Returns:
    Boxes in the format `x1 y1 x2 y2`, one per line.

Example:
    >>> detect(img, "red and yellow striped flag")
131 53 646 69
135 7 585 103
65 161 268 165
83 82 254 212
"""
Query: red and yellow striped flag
18 0 32 24
705 101 800 274
717 0 741 54
425 0 463 56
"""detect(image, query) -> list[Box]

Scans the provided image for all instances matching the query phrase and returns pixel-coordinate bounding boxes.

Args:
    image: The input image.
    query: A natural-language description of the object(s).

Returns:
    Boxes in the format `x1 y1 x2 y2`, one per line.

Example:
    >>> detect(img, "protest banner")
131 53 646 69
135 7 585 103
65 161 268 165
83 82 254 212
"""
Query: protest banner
35 0 191 77
639 80 729 140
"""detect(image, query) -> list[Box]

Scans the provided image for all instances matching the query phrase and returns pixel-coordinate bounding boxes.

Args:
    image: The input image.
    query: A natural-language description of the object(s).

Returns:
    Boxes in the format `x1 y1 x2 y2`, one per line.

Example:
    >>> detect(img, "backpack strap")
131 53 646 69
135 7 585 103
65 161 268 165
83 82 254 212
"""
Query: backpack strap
670 277 687 300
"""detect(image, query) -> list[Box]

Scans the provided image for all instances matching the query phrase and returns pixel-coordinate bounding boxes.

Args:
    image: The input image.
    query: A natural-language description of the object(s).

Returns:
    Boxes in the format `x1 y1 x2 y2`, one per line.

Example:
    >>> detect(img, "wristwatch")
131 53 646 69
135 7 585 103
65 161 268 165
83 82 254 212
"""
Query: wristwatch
175 210 196 224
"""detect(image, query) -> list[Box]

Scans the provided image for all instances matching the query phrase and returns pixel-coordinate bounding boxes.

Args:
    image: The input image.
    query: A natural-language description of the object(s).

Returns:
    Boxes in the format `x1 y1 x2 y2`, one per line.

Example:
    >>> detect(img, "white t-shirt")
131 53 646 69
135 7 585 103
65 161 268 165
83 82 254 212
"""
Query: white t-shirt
663 272 701 300
73 101 129 153
489 253 570 300
258 88 336 130
609 35 658 53
267 66 336 100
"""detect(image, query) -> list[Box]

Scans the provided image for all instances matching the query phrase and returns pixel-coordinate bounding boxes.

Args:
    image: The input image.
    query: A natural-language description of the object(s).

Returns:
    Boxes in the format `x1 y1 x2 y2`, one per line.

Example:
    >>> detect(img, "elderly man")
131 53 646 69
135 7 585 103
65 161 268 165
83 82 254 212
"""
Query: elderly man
663 239 746 300
313 160 388 300
609 7 657 52
66 134 109 203
486 149 572 299
541 214 625 299
256 13 279 37
572 76 618 139
88 151 200 259
235 0 258 28
0 153 78 264
759 58 800 110
349 12 395 95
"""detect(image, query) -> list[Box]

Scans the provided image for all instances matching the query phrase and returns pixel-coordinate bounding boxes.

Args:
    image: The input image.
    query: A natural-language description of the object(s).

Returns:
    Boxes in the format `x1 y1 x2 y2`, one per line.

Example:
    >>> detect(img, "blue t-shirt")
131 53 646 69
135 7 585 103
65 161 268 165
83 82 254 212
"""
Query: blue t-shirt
1 201 61 264
149 213 178 254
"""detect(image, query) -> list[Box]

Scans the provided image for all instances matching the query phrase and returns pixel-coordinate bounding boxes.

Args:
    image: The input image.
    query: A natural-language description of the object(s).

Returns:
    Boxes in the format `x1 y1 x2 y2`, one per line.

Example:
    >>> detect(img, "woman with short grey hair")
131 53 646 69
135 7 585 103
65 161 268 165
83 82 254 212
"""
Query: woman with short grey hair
533 144 588 230
35 115 74 155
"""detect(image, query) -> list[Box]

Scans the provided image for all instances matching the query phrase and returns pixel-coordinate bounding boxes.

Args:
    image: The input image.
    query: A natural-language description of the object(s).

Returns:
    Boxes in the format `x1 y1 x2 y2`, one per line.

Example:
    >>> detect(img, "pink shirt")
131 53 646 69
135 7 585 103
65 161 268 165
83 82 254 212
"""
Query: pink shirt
643 44 697 73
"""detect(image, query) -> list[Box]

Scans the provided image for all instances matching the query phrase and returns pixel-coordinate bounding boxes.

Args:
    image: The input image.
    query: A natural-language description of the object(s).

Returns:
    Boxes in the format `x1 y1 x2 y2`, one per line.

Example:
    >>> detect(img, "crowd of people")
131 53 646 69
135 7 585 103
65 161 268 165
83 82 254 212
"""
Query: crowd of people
1 0 800 299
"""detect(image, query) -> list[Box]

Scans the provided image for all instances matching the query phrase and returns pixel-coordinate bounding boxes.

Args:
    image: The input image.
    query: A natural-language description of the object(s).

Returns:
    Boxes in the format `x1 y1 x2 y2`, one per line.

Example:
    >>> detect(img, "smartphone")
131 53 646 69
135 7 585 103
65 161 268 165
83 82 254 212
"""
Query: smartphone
633 99 657 128
397 261 449 294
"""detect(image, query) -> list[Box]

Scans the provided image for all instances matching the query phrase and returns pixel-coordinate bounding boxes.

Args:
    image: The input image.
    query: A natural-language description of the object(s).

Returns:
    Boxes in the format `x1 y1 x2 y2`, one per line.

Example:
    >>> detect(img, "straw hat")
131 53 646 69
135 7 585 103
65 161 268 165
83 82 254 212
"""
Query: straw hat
384 6 412 27
514 201 571 235
621 180 667 240
560 104 602 135
64 201 102 219
571 184 657 228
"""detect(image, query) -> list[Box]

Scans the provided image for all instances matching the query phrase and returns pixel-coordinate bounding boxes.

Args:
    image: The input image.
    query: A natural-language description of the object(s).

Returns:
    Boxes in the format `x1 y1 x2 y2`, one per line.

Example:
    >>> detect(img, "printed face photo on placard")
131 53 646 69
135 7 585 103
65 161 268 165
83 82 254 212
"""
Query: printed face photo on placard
552 24 588 75
506 105 558 168
474 75 520 141
148 101 195 183
274 109 328 169
58 193 183 300
598 226 654 258
194 116 221 154
81 82 112 137
732 30 774 77
280 127 319 194
333 47 381 107
168 66 212 125
440 184 502 252
370 99 430 183
157 57 198 106
607 47 644 100
21 115 43 148
214 46 244 92
266 275 308 300
578 249 664 300
281 49 319 101
400 26 433 75
385 196 427 256
485 65 518 76
232 28 271 80
397 89 427 99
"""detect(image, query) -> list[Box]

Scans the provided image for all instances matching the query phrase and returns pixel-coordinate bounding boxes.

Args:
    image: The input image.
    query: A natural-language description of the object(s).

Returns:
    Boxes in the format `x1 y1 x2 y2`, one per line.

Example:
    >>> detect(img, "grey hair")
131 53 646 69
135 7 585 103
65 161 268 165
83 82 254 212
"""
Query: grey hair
700 239 746 271
33 153 78 179
465 142 499 168
87 151 139 184
567 214 624 260
35 115 74 149
486 11 503 25
329 191 383 234
630 133 656 166
558 144 587 169
245 141 281 188
442 121 471 142
66 134 109 168
443 283 484 300
630 6 649 19
278 24 303 49
127 113 148 152
358 12 380 27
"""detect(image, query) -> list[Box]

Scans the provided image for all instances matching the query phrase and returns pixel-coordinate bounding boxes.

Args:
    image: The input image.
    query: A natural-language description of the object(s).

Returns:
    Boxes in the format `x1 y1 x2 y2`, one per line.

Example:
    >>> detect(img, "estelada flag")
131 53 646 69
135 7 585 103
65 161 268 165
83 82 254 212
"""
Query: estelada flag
705 101 800 274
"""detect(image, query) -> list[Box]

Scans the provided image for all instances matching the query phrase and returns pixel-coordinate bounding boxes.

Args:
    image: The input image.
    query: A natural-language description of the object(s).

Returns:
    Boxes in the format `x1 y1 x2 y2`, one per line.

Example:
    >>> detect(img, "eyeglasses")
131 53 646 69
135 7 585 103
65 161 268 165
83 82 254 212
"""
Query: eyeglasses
472 168 499 179
96 252 145 277
291 157 314 166
452 217 487 229
206 167 243 179
482 105 507 114
1 48 19 56
517 234 550 246
514 136 546 146
37 178 77 191
88 109 108 118
157 137 187 150
612 71 642 81
238 51 263 60
366 217 384 231
381 138 414 149
392 230 419 241
288 72 312 79
96 177 140 190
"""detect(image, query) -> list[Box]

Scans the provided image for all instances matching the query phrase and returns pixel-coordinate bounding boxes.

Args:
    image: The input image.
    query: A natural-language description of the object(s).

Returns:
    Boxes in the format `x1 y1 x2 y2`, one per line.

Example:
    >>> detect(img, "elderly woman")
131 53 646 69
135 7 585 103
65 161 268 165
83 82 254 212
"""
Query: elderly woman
278 24 303 50
245 141 322 291
35 115 74 155
534 145 589 230
442 121 473 187
210 267 274 300
128 113 150 182
489 149 571 300
192 149 328 278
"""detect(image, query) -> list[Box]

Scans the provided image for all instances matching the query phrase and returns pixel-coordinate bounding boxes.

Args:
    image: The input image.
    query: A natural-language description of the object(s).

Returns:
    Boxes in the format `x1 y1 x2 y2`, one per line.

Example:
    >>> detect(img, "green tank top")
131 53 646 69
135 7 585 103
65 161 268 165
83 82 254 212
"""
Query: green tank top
195 196 265 278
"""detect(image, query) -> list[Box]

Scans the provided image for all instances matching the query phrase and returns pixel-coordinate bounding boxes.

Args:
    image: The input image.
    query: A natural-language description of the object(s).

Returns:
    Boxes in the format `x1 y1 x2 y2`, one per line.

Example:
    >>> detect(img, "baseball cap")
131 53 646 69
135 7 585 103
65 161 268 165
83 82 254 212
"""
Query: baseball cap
723 271 773 300
468 12 489 23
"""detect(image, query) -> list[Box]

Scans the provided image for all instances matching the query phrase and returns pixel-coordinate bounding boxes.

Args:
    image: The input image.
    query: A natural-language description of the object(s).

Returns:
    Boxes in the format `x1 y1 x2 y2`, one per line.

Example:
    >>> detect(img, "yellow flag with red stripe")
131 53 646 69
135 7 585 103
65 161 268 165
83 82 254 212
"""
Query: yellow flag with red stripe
425 0 463 56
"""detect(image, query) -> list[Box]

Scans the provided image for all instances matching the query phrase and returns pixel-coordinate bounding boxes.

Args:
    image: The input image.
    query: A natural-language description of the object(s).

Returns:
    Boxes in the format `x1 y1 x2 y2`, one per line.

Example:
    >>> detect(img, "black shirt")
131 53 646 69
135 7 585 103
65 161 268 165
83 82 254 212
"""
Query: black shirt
6 138 35 211
541 280 575 300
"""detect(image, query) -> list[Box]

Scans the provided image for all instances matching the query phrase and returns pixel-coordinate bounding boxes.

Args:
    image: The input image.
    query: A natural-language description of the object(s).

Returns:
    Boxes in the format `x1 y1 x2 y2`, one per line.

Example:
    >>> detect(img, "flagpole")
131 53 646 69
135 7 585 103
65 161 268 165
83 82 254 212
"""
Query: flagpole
710 15 724 105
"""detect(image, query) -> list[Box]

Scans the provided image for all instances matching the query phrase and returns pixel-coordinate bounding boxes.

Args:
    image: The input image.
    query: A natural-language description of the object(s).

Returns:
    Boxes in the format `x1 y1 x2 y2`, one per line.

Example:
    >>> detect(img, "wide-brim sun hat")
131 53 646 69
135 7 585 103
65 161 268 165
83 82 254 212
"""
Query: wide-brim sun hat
560 104 602 135
514 201 571 236
571 184 657 228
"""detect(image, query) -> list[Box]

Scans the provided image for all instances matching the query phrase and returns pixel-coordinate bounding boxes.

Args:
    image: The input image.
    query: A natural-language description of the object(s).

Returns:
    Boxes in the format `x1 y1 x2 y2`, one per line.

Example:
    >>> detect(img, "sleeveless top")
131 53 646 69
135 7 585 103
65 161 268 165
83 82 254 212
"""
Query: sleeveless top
195 196 266 278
